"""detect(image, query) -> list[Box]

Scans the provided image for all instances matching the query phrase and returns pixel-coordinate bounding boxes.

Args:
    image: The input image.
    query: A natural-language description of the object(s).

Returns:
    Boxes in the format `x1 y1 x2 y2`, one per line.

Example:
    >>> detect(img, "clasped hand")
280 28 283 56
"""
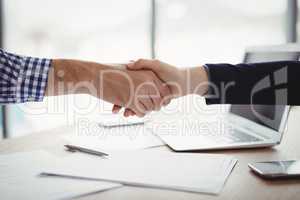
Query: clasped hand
108 59 208 117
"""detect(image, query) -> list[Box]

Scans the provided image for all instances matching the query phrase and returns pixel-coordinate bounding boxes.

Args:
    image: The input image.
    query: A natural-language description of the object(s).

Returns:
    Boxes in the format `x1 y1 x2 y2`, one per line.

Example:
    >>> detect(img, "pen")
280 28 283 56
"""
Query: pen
99 121 145 128
64 145 109 157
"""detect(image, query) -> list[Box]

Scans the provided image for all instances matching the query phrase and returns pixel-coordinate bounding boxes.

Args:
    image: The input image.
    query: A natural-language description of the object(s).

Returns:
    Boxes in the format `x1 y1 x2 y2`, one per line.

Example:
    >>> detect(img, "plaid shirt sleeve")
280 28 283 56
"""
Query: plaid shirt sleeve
0 49 52 104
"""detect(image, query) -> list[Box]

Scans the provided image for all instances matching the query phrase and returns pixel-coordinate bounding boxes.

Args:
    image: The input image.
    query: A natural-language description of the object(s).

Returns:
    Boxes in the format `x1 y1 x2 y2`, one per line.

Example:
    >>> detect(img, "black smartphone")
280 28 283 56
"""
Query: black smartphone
248 160 300 179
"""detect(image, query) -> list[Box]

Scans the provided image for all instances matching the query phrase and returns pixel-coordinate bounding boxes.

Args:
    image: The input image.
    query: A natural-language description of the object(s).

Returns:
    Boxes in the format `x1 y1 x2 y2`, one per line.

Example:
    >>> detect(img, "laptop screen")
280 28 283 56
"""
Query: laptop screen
230 51 299 131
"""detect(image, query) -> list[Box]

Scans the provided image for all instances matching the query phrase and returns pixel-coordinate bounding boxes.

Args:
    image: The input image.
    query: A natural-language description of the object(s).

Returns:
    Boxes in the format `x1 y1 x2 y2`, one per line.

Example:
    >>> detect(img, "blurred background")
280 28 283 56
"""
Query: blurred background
0 0 296 138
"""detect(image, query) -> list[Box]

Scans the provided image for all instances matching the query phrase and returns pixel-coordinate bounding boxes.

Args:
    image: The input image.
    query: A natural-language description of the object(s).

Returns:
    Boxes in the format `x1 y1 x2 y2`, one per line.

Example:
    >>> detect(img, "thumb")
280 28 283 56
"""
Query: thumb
127 59 157 71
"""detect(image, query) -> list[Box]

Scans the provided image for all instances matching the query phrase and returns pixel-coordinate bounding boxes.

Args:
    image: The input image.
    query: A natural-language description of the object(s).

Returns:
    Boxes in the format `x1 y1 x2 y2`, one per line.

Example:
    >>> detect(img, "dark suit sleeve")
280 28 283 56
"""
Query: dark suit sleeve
204 61 300 105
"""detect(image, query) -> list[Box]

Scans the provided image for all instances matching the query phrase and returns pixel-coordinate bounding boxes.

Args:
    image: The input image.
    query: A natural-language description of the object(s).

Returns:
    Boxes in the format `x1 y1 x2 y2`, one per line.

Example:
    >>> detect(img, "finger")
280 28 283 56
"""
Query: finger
127 59 158 71
129 110 136 116
162 85 173 106
151 95 161 111
148 86 162 111
163 95 172 106
153 78 172 107
124 109 131 117
112 105 122 114
124 108 136 117
134 101 147 117
139 96 154 112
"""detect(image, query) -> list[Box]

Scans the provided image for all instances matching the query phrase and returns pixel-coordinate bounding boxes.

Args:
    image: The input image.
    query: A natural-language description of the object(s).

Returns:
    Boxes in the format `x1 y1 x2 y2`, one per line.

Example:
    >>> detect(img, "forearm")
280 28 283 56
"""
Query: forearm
45 59 110 97
184 66 209 96
204 61 300 105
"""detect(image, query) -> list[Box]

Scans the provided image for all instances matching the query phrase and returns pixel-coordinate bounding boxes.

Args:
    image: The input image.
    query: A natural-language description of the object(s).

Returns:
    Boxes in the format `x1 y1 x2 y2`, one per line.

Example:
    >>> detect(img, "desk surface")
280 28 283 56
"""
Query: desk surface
1 108 300 200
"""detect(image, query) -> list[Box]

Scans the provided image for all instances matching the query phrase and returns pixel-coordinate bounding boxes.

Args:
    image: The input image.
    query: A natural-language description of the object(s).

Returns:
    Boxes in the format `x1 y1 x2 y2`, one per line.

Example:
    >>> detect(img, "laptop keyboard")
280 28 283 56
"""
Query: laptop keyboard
205 129 262 144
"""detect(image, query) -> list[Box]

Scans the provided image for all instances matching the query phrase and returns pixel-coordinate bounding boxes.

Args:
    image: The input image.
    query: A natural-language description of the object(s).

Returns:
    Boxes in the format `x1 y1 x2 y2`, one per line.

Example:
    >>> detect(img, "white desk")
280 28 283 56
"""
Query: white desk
1 107 300 200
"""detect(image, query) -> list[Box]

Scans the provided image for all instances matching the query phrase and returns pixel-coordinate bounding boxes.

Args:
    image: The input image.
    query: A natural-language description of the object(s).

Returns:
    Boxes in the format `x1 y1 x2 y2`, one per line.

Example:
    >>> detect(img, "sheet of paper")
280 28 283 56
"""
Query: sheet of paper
0 151 121 200
65 124 164 151
44 151 237 195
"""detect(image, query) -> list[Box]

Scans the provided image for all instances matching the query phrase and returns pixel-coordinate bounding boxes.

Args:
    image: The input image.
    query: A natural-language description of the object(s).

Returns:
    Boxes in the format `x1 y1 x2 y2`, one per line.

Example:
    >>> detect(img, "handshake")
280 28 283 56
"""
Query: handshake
104 59 209 117
48 59 209 117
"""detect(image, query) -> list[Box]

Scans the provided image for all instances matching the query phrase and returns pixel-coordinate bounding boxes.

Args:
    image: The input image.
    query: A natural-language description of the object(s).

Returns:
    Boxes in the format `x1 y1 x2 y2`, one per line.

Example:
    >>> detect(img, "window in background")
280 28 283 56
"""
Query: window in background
3 0 151 137
1 0 288 137
156 0 286 66
154 0 286 117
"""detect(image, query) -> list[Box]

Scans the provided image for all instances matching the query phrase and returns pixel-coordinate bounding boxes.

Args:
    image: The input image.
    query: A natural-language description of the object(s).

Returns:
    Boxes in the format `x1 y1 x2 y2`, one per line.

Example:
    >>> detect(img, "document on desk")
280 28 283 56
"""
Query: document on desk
0 151 121 200
43 151 237 195
65 124 164 152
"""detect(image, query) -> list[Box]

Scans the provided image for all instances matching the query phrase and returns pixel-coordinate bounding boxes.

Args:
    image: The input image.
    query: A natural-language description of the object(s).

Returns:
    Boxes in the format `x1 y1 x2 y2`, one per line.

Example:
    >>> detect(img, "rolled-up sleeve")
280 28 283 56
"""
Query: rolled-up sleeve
0 49 52 104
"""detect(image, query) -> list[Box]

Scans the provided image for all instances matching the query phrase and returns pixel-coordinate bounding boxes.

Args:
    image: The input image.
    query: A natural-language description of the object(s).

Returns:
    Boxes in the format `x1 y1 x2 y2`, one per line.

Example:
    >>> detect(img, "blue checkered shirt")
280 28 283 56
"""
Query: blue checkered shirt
0 49 52 104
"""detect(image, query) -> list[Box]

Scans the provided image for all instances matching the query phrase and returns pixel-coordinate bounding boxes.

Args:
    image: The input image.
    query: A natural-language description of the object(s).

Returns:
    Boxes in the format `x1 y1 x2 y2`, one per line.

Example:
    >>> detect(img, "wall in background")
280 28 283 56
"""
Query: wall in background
3 0 150 137
156 0 286 66
2 0 288 137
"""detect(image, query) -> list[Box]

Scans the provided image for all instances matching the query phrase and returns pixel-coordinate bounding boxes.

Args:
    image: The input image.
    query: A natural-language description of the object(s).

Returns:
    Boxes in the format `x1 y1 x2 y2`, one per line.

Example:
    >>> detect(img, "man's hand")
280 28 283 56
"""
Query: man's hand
127 59 209 97
101 67 171 117
112 59 209 116
128 59 185 96
46 59 171 117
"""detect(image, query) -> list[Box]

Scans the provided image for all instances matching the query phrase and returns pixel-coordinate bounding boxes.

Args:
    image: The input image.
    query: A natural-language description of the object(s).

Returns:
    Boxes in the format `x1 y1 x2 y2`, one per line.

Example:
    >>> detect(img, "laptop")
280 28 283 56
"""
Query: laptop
156 44 300 151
